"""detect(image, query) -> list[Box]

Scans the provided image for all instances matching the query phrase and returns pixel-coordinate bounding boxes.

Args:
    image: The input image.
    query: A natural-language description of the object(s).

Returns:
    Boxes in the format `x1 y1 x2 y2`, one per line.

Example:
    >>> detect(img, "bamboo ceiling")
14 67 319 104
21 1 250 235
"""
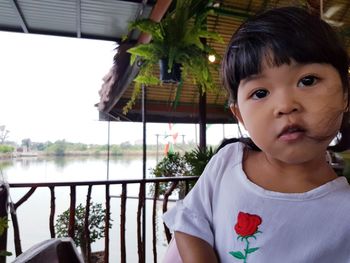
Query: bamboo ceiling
100 0 350 124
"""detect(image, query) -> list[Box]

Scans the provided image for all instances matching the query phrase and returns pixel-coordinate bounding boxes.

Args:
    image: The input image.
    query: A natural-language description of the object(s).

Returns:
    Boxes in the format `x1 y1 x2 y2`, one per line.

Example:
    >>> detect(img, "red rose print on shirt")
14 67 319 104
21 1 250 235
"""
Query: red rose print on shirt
229 212 262 263
235 212 262 237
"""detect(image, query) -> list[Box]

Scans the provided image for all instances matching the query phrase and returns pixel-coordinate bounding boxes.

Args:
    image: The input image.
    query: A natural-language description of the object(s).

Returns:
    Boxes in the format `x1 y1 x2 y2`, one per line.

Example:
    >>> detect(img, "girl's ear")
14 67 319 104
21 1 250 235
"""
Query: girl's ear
230 104 245 126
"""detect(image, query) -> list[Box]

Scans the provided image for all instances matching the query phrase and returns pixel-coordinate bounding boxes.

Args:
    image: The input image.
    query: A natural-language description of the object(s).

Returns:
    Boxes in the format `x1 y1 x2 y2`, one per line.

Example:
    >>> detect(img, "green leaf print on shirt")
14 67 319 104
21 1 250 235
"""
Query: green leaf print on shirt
229 212 262 263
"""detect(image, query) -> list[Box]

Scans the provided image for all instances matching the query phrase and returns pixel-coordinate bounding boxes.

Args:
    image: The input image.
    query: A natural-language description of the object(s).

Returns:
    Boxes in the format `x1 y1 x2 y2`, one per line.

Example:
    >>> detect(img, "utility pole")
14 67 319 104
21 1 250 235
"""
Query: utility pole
155 134 160 163
181 134 185 145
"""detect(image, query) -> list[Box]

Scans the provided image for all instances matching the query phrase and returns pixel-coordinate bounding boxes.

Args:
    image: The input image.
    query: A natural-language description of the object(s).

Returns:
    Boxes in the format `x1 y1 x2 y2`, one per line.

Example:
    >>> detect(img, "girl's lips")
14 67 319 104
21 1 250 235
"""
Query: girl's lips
278 125 306 142
279 131 305 142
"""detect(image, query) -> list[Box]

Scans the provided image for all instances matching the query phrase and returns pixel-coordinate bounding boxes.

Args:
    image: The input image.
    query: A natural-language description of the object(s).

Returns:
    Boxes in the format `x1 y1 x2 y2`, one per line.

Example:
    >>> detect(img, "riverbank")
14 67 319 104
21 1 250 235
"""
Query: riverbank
0 148 186 160
0 143 194 160
0 140 198 160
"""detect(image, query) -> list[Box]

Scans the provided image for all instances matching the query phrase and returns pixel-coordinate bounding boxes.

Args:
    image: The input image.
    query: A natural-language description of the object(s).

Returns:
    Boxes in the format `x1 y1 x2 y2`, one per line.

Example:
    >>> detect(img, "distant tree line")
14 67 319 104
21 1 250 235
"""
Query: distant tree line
0 145 14 154
0 124 199 157
0 138 198 157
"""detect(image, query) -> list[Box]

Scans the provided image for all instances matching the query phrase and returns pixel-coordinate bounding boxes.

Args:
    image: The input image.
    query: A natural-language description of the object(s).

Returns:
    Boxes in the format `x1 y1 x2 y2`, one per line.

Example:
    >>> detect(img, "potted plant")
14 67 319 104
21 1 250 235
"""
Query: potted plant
55 202 112 263
124 0 223 113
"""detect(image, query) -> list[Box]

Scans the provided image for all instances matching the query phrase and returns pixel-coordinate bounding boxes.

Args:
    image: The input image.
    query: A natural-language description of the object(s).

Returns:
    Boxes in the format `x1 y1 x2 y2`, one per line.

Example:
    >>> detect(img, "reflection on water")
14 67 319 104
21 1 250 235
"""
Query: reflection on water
1 155 157 183
1 155 170 262
0 159 12 171
52 156 68 169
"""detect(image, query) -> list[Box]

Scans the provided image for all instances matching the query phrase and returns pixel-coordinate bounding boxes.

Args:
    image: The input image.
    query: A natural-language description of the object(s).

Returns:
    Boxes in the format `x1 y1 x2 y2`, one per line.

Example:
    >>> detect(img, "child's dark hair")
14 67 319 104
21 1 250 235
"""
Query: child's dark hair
221 6 350 152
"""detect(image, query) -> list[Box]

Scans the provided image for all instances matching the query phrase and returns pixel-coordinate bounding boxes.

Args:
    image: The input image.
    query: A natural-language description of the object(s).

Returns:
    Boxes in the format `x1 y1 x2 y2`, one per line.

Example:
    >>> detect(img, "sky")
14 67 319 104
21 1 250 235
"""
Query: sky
0 31 240 146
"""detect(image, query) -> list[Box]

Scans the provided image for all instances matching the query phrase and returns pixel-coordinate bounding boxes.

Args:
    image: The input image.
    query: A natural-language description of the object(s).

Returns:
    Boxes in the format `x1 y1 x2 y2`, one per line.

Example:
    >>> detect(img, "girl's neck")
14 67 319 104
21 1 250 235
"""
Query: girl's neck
243 149 338 193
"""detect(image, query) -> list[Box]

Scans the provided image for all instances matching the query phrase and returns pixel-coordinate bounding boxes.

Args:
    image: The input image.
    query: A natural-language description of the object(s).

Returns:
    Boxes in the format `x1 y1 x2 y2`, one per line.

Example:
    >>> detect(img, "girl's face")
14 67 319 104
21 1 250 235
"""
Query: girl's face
231 59 348 164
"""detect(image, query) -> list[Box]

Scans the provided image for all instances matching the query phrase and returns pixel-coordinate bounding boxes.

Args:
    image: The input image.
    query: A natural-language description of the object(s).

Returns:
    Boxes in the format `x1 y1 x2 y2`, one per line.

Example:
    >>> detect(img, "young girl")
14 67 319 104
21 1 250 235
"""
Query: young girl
162 6 350 263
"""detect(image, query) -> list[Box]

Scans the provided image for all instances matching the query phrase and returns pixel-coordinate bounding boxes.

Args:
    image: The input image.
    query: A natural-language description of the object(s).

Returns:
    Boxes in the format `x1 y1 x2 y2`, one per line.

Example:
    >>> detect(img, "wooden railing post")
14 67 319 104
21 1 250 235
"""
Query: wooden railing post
152 182 159 263
11 187 36 257
49 186 56 238
120 184 127 263
137 182 145 263
84 185 92 263
68 186 76 239
9 206 21 257
0 184 8 263
104 184 110 263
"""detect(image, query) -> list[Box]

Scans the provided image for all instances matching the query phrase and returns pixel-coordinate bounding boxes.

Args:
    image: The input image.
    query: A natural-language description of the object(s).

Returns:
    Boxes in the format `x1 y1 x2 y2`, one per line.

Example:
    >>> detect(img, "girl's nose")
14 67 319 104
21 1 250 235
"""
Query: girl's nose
273 94 301 117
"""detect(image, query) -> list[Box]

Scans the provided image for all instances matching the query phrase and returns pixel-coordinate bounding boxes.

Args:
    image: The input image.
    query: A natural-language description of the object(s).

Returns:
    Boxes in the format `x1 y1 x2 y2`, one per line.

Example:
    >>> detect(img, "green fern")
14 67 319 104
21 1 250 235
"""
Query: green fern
124 0 223 113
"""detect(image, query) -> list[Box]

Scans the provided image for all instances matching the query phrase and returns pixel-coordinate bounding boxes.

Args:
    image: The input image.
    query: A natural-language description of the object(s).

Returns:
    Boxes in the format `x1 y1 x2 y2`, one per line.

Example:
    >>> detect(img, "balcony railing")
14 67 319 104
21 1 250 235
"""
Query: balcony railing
0 176 199 263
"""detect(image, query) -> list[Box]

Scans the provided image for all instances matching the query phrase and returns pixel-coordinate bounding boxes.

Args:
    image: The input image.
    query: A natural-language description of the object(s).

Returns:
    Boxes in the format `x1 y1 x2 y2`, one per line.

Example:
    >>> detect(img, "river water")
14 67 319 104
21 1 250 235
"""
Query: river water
1 155 172 262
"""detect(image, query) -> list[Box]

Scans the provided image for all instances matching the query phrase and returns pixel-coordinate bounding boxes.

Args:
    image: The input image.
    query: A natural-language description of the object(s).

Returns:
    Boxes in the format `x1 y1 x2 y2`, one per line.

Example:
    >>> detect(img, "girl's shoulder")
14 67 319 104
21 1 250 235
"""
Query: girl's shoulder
215 141 244 160
198 142 245 186
209 141 244 170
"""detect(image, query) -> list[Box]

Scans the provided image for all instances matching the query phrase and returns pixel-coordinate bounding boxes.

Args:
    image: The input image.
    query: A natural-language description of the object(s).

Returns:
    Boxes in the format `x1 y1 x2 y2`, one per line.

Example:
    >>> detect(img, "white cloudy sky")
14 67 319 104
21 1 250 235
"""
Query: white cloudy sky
0 31 239 146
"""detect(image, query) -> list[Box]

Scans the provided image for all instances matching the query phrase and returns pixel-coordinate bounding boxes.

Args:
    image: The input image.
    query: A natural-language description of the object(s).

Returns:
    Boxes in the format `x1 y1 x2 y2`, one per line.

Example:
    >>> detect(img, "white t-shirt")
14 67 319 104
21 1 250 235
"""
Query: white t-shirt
163 142 350 263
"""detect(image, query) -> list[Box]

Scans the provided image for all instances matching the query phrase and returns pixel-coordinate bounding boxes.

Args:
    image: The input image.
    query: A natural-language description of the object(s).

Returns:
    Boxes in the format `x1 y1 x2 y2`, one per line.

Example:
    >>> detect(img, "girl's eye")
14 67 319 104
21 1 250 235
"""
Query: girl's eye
251 89 269 100
297 75 319 87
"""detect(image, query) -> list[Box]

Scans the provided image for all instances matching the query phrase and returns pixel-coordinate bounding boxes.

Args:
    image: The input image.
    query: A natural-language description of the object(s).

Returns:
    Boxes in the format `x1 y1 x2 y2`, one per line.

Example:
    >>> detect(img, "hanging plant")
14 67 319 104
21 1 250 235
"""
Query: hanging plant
123 0 223 114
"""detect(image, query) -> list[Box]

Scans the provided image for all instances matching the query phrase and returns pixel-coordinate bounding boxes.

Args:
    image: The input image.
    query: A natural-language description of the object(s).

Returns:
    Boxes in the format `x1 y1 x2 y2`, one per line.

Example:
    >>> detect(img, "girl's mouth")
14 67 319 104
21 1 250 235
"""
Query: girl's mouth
278 125 306 142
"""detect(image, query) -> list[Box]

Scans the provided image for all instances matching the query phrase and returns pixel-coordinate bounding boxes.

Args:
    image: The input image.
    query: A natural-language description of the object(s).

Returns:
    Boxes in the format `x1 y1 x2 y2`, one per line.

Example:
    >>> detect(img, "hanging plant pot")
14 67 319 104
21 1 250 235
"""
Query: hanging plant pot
159 58 182 84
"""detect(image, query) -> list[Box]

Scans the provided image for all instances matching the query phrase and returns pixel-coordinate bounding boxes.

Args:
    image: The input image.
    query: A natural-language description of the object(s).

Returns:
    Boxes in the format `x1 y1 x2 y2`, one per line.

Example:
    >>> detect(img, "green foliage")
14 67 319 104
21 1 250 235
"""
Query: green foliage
125 0 223 113
151 152 191 178
150 152 191 197
0 145 14 153
184 146 215 176
0 216 12 257
55 202 112 248
110 145 121 156
0 138 165 157
0 217 8 236
44 140 95 155
69 143 87 151
150 147 215 197
45 140 67 156
0 251 12 257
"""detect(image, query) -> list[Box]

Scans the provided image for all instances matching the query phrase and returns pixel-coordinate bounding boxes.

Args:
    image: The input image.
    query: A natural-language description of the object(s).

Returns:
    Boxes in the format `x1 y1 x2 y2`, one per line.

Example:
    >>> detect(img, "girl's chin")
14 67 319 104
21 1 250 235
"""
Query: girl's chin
263 147 328 166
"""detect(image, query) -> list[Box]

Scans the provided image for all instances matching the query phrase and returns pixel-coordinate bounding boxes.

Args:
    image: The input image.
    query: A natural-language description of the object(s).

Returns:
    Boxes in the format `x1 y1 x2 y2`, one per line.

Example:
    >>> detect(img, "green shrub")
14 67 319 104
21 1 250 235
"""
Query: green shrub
184 146 215 176
150 152 191 198
150 147 215 198
0 216 11 257
45 140 66 156
55 202 112 261
0 145 14 153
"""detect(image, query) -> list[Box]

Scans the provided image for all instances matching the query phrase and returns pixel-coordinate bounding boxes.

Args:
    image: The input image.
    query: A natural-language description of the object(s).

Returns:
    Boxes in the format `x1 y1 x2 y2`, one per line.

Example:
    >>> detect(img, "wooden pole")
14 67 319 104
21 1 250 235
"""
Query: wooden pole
0 185 8 263
199 91 207 150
